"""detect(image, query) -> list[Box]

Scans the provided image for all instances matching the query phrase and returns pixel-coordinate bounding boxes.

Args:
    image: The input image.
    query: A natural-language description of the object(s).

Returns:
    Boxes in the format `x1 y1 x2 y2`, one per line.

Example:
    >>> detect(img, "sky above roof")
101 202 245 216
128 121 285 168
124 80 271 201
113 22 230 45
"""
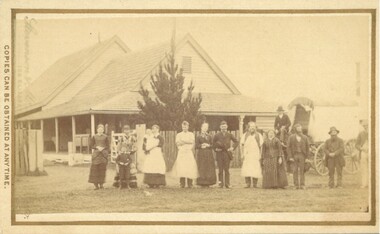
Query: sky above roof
15 13 370 106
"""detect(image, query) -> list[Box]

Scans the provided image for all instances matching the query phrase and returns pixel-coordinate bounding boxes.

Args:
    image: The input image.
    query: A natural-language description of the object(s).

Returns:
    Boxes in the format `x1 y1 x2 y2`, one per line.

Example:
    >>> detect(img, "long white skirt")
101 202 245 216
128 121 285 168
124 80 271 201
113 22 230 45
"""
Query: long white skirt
169 149 198 179
142 147 166 175
241 152 262 178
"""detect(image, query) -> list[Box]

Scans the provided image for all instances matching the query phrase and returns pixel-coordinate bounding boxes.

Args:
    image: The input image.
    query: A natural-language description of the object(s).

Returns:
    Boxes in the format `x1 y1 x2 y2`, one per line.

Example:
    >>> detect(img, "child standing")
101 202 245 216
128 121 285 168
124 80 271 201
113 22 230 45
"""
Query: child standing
116 143 133 189
88 124 109 190
113 125 137 188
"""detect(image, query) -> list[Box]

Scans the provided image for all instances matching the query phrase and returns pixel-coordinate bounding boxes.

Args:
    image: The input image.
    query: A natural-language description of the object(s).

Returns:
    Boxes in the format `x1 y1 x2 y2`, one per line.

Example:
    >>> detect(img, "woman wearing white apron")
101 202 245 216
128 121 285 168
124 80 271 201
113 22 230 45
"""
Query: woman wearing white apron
142 125 166 188
169 121 198 188
241 121 263 188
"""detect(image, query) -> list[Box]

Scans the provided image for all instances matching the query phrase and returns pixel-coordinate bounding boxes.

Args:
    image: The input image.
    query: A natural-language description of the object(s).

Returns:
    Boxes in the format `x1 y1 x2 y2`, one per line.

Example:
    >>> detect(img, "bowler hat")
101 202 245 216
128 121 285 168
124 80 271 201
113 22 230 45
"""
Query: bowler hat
293 123 302 129
277 106 285 112
328 126 340 135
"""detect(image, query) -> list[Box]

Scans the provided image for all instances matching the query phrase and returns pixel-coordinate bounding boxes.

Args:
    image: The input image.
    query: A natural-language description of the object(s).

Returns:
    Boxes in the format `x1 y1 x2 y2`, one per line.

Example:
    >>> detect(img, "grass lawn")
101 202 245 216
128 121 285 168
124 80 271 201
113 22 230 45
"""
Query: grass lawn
14 164 369 213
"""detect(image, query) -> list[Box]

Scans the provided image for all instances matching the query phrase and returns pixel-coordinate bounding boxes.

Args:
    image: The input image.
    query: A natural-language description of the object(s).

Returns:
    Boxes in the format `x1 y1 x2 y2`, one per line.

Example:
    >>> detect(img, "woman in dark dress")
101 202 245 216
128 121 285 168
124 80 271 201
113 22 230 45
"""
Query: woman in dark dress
88 124 109 190
196 122 217 187
261 129 288 189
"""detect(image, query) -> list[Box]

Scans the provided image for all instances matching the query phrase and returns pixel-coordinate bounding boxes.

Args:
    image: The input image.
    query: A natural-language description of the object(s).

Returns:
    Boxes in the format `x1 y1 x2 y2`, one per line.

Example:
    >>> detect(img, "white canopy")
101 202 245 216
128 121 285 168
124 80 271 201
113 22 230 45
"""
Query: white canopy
288 97 361 142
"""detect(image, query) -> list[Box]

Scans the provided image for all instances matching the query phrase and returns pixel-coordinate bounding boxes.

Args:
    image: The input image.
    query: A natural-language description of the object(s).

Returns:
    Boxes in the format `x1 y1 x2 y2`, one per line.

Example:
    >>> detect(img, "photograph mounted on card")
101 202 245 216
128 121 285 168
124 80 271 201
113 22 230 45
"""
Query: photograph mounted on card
0 0 377 232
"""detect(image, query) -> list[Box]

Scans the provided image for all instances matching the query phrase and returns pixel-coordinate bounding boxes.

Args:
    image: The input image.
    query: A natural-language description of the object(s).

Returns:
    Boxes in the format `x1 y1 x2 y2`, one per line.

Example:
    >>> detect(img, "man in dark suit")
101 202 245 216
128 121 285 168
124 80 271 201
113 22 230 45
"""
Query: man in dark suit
274 106 292 144
213 121 239 188
287 123 310 189
324 127 345 189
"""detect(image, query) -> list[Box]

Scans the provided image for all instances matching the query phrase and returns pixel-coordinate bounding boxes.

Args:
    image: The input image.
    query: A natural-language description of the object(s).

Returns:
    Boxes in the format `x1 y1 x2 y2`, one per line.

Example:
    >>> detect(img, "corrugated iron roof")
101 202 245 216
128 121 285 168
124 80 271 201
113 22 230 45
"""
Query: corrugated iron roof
18 91 277 121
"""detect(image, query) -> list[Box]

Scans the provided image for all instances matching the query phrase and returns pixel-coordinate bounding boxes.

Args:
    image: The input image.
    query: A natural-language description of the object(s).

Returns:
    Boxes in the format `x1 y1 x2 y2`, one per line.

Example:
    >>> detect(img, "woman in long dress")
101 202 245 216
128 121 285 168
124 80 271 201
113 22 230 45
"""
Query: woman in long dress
142 125 166 188
196 122 217 187
241 121 263 188
169 121 198 188
261 129 288 189
88 124 109 190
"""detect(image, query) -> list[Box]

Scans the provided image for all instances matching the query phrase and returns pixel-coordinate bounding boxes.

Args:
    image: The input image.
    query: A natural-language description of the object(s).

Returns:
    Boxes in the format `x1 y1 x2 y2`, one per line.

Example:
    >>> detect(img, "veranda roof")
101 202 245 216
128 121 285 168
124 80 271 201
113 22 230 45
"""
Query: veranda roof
18 92 277 121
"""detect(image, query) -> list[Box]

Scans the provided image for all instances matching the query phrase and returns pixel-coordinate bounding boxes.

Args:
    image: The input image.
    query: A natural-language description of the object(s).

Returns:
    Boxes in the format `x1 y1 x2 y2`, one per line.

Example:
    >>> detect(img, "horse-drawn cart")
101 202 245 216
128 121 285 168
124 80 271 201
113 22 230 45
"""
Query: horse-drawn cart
287 97 361 176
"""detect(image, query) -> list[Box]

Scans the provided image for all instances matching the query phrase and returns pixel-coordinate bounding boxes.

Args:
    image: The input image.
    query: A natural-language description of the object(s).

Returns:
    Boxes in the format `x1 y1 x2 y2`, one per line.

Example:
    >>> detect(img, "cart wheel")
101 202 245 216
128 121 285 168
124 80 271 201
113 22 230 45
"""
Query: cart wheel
343 139 360 174
314 143 329 176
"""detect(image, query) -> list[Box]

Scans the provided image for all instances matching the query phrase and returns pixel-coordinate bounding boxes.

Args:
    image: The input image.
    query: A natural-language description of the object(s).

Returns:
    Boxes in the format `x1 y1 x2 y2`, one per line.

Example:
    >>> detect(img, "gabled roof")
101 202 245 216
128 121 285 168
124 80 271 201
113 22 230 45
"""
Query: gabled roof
135 34 240 94
74 34 240 101
15 35 131 115
73 40 171 100
17 34 276 121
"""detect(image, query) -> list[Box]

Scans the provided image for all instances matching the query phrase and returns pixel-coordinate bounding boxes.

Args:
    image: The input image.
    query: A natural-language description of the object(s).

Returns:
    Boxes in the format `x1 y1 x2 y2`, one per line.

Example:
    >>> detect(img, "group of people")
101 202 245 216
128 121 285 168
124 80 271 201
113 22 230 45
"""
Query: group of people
87 106 370 191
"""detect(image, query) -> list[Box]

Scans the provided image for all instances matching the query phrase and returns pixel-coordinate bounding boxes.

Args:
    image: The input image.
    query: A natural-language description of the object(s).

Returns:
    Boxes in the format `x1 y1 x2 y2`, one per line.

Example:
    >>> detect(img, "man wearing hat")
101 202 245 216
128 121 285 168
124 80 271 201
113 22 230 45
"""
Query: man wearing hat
274 106 292 144
356 120 369 188
287 123 310 189
213 121 239 188
324 127 345 189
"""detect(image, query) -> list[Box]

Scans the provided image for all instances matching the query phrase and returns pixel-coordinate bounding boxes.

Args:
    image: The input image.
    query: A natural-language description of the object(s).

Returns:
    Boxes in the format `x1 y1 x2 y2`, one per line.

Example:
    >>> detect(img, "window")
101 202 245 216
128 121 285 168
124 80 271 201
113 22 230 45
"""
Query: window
181 56 192 74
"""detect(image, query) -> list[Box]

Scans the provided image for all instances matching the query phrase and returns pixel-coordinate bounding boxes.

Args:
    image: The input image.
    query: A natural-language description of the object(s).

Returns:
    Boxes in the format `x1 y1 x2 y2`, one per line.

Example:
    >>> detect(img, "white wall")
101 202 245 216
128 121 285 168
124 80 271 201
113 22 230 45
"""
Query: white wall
174 42 233 94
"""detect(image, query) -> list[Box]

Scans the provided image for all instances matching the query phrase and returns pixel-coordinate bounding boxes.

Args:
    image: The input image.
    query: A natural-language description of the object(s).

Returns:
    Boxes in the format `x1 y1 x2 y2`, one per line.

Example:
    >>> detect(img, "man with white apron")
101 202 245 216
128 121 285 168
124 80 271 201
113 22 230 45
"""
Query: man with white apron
241 122 263 188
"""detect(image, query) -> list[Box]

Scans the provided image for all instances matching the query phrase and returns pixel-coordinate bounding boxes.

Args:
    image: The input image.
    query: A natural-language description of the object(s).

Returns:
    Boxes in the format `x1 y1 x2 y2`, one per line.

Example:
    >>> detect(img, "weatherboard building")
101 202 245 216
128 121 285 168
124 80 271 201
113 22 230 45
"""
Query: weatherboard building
15 34 277 161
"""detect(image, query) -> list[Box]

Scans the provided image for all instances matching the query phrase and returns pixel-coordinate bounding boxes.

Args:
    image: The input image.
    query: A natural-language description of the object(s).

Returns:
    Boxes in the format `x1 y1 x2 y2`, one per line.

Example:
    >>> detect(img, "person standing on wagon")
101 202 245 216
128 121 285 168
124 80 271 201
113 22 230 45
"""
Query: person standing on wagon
240 121 263 188
213 121 239 189
170 121 198 188
274 106 292 144
88 124 109 190
287 123 309 190
324 127 345 189
356 120 369 188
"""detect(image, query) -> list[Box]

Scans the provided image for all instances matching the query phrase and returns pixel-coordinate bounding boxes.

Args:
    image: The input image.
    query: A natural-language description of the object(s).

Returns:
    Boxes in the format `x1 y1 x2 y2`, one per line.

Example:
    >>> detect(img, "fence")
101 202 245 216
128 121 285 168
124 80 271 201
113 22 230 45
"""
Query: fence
15 129 47 176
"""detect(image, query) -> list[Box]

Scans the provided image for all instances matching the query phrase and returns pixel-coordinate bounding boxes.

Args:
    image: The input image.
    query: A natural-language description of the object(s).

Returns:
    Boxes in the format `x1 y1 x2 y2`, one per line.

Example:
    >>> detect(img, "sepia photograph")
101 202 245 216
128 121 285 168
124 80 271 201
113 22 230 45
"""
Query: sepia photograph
0 0 378 233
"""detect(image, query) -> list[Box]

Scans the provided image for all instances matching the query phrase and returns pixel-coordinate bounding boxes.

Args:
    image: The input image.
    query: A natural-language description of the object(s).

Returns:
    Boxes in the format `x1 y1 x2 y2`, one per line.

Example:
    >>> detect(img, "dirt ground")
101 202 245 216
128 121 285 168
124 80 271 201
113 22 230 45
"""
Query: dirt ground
14 164 369 214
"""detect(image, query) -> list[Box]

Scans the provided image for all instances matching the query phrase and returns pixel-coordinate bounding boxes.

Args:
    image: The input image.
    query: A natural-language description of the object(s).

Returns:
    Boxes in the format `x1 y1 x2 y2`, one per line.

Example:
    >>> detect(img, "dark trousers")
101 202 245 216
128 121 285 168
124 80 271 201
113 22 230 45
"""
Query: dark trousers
180 177 193 187
216 152 230 187
327 157 343 187
293 153 306 187
119 165 130 188
278 128 288 143
245 177 258 187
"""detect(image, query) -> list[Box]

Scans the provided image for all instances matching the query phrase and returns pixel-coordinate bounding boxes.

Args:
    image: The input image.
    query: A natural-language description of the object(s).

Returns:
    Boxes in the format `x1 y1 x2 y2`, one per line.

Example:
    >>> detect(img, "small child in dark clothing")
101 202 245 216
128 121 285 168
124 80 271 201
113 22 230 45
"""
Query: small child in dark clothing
116 143 132 189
